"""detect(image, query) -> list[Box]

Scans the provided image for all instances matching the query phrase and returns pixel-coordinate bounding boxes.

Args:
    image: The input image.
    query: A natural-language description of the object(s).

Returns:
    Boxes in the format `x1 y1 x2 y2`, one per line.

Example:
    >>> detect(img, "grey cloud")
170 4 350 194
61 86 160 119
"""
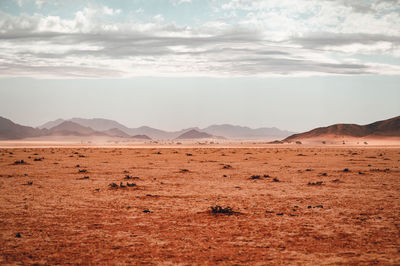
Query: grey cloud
320 0 400 13
0 10 397 77
291 32 400 49
0 62 125 78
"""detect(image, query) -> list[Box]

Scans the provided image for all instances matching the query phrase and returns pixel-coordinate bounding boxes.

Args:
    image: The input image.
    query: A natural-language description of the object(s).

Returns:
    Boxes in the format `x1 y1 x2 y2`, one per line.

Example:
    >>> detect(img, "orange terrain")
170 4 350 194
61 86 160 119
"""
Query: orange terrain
0 146 399 264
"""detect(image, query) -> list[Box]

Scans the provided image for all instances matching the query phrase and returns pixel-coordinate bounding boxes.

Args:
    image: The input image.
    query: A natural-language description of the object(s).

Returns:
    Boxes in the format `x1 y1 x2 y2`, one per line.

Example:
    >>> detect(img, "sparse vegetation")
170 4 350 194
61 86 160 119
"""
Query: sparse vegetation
13 160 26 165
0 145 398 265
210 205 235 215
125 175 139 180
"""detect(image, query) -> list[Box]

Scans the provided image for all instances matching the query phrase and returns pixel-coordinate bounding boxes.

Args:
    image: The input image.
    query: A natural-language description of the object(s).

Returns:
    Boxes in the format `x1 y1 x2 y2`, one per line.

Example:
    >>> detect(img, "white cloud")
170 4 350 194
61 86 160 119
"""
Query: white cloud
153 14 164 23
102 6 121 16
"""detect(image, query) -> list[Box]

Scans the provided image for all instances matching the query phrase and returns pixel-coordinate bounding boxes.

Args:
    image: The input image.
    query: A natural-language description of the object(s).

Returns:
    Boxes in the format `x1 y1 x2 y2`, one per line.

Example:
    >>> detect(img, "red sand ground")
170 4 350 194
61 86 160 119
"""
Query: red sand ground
0 146 399 264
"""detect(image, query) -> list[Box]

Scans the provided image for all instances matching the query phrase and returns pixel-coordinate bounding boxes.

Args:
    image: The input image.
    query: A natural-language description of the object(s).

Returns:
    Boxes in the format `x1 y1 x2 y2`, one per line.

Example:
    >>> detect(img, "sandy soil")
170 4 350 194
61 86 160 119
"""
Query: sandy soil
0 146 399 264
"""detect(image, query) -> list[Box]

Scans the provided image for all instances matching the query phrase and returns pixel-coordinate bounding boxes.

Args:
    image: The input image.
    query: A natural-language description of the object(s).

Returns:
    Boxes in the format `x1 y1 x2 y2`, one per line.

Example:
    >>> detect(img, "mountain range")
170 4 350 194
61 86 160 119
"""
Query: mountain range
1 115 399 142
38 117 295 140
0 117 153 140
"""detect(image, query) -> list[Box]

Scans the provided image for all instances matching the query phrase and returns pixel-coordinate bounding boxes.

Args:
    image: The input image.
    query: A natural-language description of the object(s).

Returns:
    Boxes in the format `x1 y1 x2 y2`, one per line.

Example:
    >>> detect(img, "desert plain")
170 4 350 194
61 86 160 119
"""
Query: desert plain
0 143 399 265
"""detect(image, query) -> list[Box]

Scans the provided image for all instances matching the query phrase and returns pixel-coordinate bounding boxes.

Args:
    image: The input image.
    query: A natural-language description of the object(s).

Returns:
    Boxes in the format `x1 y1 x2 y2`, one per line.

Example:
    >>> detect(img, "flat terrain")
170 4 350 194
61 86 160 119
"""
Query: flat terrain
0 146 399 264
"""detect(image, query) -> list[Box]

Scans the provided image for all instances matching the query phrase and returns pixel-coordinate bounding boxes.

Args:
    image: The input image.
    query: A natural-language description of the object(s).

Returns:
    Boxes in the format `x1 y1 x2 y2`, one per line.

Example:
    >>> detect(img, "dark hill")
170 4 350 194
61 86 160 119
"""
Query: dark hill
0 116 44 140
284 116 400 142
175 129 214 139
47 121 104 136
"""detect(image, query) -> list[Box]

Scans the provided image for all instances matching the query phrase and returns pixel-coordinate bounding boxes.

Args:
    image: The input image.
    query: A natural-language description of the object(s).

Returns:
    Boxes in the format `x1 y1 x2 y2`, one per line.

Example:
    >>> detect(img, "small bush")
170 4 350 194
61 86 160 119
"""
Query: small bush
308 181 323 185
125 175 139 180
210 205 234 215
109 183 118 188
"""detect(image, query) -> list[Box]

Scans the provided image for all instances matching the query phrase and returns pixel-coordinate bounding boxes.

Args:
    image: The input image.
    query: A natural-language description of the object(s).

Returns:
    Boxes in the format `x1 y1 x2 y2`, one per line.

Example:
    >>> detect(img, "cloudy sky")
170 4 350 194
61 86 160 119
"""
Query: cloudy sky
0 0 399 131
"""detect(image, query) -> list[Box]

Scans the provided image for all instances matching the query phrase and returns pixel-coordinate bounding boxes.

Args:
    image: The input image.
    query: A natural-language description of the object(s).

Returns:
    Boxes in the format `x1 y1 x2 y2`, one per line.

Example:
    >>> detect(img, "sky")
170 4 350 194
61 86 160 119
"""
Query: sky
0 0 399 131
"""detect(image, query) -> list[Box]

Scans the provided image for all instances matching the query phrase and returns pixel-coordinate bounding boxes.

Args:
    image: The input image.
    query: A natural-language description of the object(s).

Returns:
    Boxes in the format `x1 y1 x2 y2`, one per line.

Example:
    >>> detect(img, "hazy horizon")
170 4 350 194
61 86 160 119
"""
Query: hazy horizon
0 0 399 132
1 75 399 132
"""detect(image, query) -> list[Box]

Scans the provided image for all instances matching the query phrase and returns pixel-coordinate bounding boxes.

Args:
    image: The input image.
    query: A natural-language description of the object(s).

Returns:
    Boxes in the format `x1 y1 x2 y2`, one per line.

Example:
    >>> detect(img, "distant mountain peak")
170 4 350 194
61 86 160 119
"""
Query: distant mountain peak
175 129 214 139
48 121 99 136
